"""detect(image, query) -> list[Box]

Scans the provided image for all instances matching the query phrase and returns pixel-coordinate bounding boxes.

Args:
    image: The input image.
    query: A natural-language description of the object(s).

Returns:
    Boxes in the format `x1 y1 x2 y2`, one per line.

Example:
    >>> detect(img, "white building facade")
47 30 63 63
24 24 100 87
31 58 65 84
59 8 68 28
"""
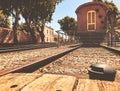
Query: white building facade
44 26 54 43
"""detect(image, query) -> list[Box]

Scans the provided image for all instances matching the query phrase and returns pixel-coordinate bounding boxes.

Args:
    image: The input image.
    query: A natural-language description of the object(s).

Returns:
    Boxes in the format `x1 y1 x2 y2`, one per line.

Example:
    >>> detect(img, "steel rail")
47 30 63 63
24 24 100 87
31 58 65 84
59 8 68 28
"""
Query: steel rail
0 45 80 77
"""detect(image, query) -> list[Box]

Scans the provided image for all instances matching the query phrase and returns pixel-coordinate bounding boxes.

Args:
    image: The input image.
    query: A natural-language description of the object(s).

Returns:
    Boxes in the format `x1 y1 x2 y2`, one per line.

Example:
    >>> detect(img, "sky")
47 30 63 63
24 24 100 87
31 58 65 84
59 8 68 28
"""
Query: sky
47 0 120 32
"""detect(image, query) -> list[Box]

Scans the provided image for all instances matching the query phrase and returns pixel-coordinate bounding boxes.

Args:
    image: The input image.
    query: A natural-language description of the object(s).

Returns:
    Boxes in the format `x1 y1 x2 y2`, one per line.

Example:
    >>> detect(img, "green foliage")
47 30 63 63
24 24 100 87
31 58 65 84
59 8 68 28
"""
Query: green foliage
104 1 120 46
18 23 28 31
105 1 118 13
0 11 10 28
0 0 24 17
105 1 119 28
0 0 63 43
58 16 77 35
21 0 63 43
21 0 63 24
0 0 25 43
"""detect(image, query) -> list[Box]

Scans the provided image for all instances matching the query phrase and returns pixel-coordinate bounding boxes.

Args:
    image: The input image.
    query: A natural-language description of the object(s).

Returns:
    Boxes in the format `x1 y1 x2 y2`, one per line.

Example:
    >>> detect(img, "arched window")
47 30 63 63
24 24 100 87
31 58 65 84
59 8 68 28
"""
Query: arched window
87 10 96 31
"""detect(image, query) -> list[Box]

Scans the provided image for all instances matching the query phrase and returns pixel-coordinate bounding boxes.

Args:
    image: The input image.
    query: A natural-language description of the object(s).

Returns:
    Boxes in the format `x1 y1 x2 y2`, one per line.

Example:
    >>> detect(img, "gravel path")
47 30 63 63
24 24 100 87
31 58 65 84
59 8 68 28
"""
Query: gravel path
40 47 120 81
0 44 77 71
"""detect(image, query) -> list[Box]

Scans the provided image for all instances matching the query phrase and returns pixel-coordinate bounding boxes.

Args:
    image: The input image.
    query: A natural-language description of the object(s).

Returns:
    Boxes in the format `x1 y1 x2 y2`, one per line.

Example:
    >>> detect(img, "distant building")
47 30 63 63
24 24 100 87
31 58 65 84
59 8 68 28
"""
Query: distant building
53 32 69 43
44 26 54 43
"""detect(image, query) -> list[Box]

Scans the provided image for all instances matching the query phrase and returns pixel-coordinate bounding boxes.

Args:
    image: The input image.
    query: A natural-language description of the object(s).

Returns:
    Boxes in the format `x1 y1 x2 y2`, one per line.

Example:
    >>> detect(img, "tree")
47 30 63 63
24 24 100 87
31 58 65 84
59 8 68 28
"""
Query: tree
58 16 77 36
117 19 120 29
20 0 38 43
34 0 63 43
21 0 63 43
18 23 27 31
116 11 120 29
58 16 77 42
0 0 63 44
106 1 118 27
0 0 25 44
0 10 10 28
105 1 119 46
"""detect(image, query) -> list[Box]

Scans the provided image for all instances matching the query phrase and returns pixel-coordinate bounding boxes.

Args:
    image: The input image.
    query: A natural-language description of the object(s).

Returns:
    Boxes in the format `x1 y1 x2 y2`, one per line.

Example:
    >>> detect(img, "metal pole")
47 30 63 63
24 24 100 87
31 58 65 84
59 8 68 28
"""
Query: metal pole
57 32 60 48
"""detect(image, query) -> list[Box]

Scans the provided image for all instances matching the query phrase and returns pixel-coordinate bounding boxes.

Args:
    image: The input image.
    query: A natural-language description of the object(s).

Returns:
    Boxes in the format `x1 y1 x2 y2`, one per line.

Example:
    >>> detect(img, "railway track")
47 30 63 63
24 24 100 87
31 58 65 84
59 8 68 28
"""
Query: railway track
0 44 80 76
0 43 57 53
0 44 119 82
40 46 120 80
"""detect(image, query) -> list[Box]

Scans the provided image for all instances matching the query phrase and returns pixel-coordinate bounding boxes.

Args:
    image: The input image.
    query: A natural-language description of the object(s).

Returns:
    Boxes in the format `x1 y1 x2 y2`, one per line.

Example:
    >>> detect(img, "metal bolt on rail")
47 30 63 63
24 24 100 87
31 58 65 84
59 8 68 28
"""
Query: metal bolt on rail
88 63 116 81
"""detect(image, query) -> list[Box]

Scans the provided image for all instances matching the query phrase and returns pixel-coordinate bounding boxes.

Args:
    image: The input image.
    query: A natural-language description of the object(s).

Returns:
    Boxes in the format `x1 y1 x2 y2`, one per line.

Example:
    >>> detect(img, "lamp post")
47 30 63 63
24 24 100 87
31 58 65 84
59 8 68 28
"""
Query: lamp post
56 30 65 48
56 30 61 48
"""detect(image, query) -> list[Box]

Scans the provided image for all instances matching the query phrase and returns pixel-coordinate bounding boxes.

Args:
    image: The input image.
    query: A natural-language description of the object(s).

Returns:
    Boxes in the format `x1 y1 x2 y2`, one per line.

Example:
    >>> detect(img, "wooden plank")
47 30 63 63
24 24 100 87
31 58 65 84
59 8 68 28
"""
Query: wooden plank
101 81 120 91
0 73 42 91
75 79 120 91
75 79 100 91
0 73 120 91
21 74 76 91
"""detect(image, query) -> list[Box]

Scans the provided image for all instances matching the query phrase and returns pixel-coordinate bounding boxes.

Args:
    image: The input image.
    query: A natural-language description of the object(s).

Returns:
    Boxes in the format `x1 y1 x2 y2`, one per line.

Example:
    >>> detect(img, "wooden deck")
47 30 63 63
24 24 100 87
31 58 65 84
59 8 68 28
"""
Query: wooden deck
0 73 120 91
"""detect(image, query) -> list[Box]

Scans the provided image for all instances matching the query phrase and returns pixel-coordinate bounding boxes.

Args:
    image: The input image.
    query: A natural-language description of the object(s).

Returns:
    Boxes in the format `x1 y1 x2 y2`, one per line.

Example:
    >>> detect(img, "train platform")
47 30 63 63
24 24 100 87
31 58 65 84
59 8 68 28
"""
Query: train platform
0 73 120 91
101 44 120 53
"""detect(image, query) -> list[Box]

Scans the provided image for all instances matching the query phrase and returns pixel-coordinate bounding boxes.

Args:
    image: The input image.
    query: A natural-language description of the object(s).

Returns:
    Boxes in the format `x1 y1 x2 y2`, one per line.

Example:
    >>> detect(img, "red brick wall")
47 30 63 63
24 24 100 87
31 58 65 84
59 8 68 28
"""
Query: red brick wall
0 28 41 44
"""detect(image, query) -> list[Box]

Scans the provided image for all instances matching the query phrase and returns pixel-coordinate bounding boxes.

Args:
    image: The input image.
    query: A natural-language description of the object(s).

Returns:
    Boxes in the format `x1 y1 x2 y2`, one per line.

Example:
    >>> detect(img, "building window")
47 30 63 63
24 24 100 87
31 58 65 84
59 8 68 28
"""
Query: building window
87 10 96 31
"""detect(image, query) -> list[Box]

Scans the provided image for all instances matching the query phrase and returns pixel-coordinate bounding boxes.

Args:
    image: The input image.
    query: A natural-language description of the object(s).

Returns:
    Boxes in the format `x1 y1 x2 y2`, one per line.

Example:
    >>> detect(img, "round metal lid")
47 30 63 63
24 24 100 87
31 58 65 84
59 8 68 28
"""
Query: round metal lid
89 63 116 74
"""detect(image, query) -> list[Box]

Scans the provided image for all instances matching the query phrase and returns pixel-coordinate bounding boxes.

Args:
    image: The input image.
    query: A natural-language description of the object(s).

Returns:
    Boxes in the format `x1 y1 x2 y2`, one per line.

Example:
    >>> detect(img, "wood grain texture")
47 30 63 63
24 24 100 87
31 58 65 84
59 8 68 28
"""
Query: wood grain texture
0 73 42 91
101 81 120 91
75 79 120 91
21 74 76 91
0 73 120 91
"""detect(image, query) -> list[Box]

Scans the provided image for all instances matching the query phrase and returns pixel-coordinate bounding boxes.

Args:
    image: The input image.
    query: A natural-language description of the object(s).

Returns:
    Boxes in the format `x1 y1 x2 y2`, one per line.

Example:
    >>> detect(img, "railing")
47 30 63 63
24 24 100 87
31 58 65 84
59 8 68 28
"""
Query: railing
115 41 120 47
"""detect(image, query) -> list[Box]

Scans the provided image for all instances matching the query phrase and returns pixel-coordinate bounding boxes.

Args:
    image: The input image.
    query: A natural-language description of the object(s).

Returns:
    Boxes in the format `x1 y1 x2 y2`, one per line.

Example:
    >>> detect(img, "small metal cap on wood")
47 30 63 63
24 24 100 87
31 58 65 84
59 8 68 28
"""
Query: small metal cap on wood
88 63 116 81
